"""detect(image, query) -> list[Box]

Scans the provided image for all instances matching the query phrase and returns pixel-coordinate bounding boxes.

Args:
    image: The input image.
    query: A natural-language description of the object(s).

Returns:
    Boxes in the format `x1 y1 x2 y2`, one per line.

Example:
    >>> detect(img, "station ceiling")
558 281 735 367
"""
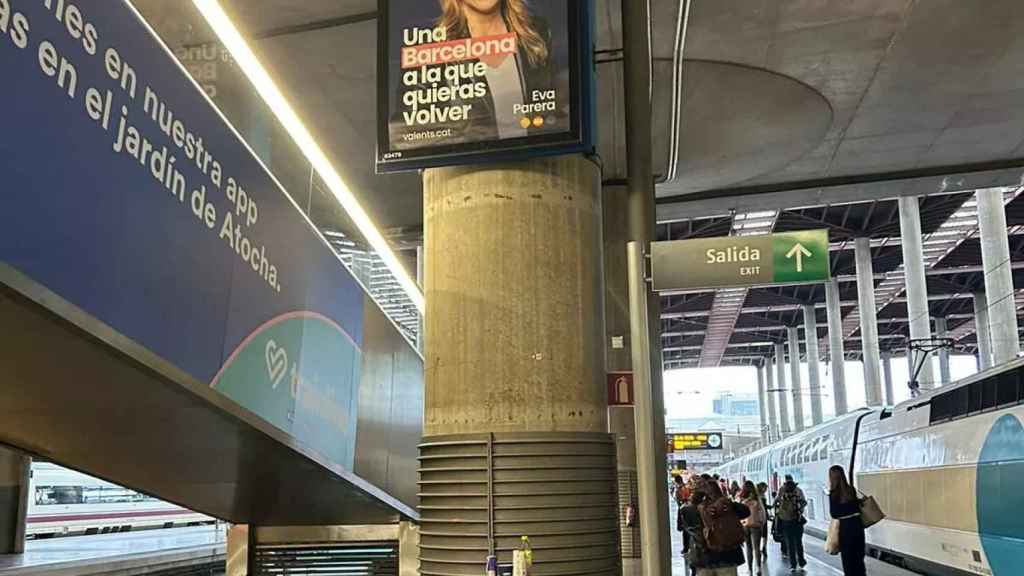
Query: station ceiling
132 1 1024 369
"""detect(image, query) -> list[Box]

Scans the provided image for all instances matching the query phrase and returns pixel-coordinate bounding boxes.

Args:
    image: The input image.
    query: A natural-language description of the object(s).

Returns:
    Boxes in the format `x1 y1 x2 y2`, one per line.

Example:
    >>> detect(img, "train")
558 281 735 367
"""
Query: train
711 357 1024 576
27 462 215 538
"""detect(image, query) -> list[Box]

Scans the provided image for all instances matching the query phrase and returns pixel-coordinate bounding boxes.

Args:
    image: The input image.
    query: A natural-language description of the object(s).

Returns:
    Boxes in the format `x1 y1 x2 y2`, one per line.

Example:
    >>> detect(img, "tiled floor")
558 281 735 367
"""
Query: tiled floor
624 527 919 576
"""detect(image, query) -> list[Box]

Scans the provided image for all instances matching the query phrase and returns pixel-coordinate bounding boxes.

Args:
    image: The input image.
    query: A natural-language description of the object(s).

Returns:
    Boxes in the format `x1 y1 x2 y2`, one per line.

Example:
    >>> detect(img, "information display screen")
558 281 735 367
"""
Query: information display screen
376 0 593 172
667 433 724 452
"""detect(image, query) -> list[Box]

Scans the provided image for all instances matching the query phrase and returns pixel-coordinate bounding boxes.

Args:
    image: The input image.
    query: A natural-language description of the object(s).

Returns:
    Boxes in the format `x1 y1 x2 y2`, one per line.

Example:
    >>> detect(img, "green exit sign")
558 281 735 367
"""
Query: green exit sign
650 229 830 292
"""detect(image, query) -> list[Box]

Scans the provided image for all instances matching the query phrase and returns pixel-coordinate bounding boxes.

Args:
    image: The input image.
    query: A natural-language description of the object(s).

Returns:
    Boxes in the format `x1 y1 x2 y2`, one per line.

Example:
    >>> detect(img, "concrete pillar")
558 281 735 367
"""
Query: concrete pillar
974 291 994 370
881 352 895 406
787 326 805 432
757 364 769 443
824 281 848 416
423 156 617 572
775 343 791 438
855 237 884 406
977 188 1021 364
898 196 936 389
0 447 29 554
934 317 951 385
765 356 778 442
803 305 824 426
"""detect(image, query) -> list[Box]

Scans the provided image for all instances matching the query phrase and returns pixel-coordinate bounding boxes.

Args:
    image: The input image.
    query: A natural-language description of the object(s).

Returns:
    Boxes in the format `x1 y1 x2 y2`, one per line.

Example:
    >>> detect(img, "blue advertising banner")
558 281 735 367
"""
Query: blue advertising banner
0 0 366 468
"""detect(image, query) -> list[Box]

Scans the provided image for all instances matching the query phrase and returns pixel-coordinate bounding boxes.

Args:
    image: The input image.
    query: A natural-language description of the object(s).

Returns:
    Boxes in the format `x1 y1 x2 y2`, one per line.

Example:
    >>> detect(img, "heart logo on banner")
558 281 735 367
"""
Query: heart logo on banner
265 340 288 389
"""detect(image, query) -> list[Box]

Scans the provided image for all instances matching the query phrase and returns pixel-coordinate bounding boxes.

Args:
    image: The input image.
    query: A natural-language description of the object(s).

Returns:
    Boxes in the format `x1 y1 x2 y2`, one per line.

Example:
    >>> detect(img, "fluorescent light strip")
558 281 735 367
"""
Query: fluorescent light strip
191 0 424 314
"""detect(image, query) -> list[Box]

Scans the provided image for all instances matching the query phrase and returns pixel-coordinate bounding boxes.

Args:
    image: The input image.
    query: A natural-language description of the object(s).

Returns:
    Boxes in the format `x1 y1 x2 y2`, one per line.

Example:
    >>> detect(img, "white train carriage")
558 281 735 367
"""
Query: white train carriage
711 357 1024 576
27 462 214 538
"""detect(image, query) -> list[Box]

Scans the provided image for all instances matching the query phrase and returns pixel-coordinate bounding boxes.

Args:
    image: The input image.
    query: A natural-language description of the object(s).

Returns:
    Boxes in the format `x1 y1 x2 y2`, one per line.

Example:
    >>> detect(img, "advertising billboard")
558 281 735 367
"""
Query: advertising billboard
376 0 594 172
0 0 416 471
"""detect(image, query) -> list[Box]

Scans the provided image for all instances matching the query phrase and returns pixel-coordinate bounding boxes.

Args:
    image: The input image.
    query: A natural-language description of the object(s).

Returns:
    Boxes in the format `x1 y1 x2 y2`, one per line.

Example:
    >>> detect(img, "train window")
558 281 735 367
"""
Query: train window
953 385 970 419
982 377 998 411
968 381 983 414
930 393 951 422
930 365 1024 425
997 371 1020 406
34 484 159 505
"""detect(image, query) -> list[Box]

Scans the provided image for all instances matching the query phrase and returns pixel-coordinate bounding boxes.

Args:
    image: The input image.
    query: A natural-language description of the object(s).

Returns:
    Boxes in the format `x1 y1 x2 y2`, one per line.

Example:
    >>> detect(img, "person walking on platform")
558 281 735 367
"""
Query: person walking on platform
680 480 751 576
675 474 692 555
829 466 867 576
739 481 767 576
756 482 770 561
776 475 808 573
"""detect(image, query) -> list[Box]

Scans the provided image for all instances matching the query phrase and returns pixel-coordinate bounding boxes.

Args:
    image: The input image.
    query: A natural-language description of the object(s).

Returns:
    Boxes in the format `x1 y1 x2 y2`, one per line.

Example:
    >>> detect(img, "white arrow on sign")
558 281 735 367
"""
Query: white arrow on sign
785 243 813 272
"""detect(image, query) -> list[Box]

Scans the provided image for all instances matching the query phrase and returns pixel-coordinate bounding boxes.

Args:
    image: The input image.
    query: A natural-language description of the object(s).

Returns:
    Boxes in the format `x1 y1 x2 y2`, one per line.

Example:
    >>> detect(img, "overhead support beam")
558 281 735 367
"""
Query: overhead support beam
830 261 1024 284
765 357 778 442
825 281 847 416
977 188 1021 365
803 305 823 426
974 291 994 370
787 326 804 433
935 317 951 385
855 238 884 406
662 292 979 319
655 158 1024 222
898 197 935 390
774 344 791 438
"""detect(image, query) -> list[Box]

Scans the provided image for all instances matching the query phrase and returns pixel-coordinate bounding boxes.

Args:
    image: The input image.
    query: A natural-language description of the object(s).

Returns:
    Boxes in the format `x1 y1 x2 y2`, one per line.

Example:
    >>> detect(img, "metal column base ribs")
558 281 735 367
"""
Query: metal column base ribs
418 432 621 576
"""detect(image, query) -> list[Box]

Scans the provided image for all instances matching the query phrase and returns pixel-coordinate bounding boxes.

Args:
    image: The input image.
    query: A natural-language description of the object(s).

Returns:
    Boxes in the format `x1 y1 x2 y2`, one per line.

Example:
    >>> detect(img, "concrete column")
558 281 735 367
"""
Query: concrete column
898 196 936 390
977 188 1021 364
881 352 895 406
756 364 768 443
775 343 791 437
765 356 778 442
787 327 805 433
974 291 994 370
803 305 824 426
855 237 884 406
824 281 848 416
934 317 951 385
0 447 29 554
423 156 616 572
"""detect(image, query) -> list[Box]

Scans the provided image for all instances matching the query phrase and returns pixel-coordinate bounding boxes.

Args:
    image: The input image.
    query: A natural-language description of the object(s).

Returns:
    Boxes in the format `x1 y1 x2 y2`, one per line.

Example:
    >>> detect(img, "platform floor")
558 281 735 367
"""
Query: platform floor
0 525 225 574
625 527 921 576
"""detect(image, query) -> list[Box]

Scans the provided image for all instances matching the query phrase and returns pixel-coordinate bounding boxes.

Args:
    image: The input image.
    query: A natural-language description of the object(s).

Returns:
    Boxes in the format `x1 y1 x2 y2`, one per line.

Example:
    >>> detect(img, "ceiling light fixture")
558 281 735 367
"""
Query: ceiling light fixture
190 0 424 313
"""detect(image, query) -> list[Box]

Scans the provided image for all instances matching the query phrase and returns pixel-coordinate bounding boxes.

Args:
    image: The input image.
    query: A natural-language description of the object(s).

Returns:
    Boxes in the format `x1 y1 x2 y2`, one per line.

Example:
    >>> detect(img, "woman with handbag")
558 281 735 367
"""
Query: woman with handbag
739 481 766 576
828 466 867 576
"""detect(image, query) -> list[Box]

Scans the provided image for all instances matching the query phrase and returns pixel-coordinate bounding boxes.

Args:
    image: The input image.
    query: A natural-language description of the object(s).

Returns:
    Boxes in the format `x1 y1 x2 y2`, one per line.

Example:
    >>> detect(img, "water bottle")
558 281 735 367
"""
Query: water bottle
486 554 497 576
513 536 533 576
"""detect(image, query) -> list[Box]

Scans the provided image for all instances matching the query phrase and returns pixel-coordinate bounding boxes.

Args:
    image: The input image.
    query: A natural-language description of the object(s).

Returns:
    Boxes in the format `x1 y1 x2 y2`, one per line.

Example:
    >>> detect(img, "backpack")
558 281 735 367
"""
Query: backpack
776 490 800 522
699 497 745 552
743 498 766 528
